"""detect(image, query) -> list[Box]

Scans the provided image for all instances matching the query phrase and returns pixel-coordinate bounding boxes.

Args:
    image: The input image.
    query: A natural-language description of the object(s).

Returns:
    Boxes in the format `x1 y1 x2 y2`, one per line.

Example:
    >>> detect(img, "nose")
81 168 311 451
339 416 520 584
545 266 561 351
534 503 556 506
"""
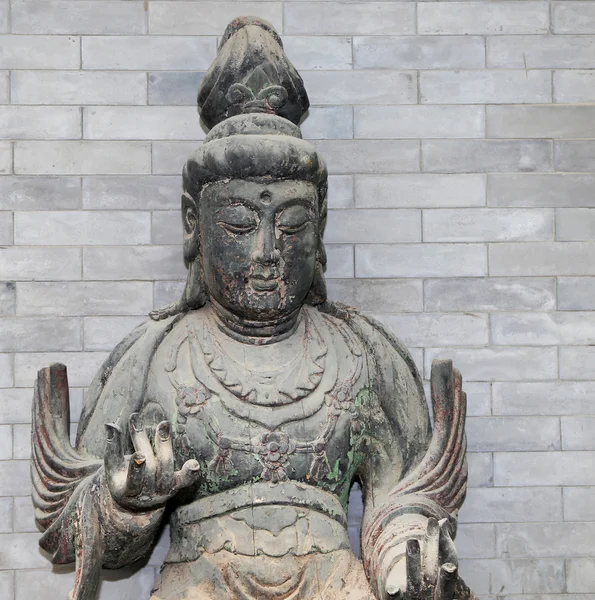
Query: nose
251 221 280 267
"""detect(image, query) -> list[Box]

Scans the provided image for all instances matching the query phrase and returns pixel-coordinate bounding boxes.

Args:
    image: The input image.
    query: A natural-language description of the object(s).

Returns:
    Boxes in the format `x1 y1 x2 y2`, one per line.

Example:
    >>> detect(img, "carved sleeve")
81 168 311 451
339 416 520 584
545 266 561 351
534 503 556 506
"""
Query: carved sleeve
354 318 468 599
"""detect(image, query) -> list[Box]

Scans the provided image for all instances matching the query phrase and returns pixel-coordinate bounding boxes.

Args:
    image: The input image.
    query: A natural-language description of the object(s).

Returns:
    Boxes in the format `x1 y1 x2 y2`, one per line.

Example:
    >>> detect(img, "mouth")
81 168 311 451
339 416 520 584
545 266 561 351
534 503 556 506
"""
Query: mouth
250 275 279 292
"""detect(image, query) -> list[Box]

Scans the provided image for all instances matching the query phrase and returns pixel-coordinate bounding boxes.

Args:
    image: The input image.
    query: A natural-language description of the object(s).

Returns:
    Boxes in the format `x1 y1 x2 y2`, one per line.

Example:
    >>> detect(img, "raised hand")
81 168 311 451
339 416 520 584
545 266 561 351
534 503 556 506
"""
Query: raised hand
385 517 463 600
104 412 200 511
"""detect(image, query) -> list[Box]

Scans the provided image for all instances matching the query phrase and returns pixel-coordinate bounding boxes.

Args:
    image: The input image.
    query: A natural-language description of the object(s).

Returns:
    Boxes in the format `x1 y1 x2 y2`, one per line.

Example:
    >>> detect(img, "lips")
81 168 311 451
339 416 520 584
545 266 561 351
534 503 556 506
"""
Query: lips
251 276 279 292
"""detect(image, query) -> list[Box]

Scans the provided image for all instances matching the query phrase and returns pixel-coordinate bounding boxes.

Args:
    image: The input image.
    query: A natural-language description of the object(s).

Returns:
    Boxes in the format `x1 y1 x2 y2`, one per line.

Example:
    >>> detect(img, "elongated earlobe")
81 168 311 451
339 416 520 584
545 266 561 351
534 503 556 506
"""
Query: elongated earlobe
182 192 200 267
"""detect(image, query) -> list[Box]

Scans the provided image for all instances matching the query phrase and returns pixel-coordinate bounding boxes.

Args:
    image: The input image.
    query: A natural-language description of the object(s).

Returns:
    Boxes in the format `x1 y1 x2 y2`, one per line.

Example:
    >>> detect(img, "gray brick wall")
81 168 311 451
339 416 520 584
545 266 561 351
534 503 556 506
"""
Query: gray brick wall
0 0 594 597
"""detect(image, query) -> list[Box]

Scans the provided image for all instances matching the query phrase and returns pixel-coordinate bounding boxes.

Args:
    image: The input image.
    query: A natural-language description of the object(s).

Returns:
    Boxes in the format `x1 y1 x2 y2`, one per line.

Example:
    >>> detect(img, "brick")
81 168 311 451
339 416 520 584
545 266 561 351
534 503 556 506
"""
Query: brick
84 107 206 141
83 246 186 281
15 141 151 175
467 453 493 488
553 1 595 33
83 36 216 70
152 142 201 175
326 279 423 313
0 497 11 531
489 174 595 208
425 278 555 312
0 107 80 140
12 1 145 34
0 177 80 210
0 533 51 570
554 70 595 103
456 524 495 559
424 208 553 243
355 106 484 139
555 141 595 173
282 36 352 70
495 451 595 486
301 71 416 105
564 488 595 522
0 35 79 69
488 105 595 139
423 140 552 174
561 347 595 380
459 382 491 417
424 347 557 381
152 211 179 245
12 424 30 460
14 352 108 387
0 142 11 174
493 312 595 345
0 212 13 245
83 176 180 210
419 2 549 35
497 522 595 558
0 389 33 424
559 277 595 310
149 2 282 35
567 558 595 593
0 572 12 598
285 2 414 35
300 106 353 140
84 316 146 351
325 244 354 278
0 247 81 281
457 560 489 594
325 209 420 244
374 313 488 347
466 416 560 452
316 140 419 175
488 35 595 68
0 354 13 388
562 416 595 451
13 496 36 533
460 487 562 523
356 244 487 278
149 72 205 106
354 36 485 69
0 2 7 33
0 70 8 103
17 282 153 317
15 211 151 245
154 281 184 310
12 71 147 106
490 242 595 276
0 282 15 316
494 381 595 416
356 174 485 209
557 209 595 241
420 70 551 105
0 424 12 459
489 559 565 594
0 318 81 352
327 176 353 209
0 462 31 497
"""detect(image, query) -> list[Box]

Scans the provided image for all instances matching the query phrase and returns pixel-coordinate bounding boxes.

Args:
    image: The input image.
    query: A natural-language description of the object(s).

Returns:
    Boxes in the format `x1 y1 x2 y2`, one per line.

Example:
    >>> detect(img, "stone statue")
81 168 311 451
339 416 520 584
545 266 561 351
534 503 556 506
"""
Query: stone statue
31 16 477 600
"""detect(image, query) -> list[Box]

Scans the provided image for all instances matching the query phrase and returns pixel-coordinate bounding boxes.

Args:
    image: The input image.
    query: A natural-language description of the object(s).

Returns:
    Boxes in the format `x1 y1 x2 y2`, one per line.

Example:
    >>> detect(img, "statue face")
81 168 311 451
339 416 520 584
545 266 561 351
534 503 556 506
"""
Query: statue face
197 179 319 321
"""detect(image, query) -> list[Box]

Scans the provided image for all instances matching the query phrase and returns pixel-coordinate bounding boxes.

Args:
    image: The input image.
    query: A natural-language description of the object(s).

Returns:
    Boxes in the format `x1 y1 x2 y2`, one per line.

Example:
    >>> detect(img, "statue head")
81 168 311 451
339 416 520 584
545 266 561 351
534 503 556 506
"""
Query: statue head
153 17 329 334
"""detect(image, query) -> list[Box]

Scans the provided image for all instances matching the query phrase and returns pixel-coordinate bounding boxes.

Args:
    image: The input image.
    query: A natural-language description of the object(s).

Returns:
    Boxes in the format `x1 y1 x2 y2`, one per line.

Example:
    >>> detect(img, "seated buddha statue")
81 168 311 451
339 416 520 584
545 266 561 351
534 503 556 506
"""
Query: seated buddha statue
31 16 477 600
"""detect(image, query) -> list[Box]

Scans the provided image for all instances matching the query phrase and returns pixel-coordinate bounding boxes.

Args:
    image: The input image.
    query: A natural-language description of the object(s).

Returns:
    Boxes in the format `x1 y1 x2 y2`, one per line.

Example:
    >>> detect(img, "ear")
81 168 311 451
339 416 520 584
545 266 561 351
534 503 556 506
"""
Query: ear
182 192 200 265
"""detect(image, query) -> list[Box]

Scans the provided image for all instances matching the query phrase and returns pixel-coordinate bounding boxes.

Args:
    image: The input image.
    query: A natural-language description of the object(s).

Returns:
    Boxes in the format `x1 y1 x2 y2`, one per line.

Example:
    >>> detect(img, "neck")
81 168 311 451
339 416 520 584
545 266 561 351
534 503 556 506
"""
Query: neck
210 298 302 345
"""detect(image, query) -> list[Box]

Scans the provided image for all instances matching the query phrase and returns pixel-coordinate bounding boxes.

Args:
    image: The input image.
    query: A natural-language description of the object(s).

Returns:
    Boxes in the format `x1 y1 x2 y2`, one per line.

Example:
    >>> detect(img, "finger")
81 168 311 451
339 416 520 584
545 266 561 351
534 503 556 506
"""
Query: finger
104 423 125 476
173 459 201 491
125 452 146 497
424 517 440 585
406 538 422 593
435 563 457 600
129 413 156 471
155 421 174 494
439 519 458 566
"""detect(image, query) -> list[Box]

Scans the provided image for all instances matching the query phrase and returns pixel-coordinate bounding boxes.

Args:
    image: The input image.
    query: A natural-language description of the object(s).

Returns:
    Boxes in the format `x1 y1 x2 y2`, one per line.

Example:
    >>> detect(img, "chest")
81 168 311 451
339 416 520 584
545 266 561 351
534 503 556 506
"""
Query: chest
144 310 372 500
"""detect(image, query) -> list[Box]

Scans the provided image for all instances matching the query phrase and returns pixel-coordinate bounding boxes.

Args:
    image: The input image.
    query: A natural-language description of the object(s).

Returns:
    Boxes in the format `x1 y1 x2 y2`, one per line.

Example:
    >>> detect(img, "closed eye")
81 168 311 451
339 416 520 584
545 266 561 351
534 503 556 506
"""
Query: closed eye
278 222 309 234
217 222 257 234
